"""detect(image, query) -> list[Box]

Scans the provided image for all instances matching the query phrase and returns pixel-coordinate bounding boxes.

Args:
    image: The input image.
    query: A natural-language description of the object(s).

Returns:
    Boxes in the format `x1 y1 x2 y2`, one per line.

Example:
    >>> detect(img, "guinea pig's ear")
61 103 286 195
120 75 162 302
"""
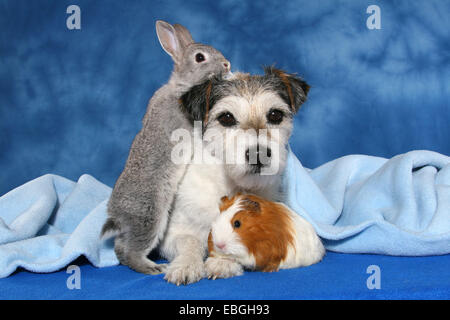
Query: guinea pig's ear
264 66 310 113
219 195 234 212
241 197 261 213
180 79 217 129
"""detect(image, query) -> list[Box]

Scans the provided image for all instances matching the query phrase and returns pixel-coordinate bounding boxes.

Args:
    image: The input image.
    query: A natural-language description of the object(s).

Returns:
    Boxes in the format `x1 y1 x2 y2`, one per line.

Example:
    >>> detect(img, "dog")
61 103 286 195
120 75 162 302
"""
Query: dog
157 67 310 285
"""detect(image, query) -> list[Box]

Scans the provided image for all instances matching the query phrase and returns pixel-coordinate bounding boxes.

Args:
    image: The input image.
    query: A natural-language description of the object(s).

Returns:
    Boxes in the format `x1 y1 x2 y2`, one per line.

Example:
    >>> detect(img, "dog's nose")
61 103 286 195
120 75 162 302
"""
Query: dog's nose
246 146 272 167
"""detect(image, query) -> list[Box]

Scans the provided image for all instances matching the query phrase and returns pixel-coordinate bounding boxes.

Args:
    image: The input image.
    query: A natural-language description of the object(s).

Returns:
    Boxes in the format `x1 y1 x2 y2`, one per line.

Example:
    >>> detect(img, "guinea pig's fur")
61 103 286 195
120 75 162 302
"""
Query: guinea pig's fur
208 193 325 272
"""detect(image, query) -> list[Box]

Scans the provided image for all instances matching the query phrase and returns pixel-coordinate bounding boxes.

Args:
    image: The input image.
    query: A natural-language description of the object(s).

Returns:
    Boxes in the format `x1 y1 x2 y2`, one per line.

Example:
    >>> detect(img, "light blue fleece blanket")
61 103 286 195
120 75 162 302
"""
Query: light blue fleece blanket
1 149 449 277
0 175 118 278
283 149 450 255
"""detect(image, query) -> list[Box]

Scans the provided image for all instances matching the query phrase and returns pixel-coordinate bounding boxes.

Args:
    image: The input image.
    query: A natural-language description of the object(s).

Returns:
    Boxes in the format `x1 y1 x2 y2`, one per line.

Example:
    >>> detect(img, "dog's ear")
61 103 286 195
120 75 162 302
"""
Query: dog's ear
180 78 222 128
264 66 310 113
180 80 212 124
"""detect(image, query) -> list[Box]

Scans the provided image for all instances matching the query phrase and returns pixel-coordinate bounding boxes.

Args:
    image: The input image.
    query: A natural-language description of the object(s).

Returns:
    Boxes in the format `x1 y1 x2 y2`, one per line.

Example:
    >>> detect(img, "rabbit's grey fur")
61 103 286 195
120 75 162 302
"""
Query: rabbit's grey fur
102 20 230 274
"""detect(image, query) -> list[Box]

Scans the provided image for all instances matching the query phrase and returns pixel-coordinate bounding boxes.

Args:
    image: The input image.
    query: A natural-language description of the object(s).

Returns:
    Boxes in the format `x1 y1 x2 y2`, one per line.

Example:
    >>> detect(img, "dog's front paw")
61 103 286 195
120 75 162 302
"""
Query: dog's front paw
164 259 206 285
205 256 243 279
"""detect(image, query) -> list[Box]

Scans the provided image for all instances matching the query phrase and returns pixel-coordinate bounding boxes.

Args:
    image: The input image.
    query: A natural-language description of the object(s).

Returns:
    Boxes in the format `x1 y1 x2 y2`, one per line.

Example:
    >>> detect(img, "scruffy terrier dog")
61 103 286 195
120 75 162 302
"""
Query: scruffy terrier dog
158 67 310 285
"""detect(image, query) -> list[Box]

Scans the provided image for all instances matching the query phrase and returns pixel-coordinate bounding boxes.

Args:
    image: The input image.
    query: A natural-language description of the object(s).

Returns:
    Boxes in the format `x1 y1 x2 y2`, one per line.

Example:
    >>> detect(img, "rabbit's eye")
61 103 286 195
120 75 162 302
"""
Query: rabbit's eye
195 53 206 63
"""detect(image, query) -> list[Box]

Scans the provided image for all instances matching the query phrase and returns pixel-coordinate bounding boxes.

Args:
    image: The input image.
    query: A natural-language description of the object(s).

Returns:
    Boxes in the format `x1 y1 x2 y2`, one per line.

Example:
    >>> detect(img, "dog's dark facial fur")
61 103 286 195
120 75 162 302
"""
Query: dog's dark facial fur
180 67 310 128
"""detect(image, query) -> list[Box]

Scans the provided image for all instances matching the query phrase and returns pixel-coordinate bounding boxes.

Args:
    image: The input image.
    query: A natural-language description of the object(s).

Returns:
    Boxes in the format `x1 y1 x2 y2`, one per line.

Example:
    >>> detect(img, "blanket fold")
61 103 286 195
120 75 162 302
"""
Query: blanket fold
283 149 450 255
0 149 449 278
0 174 118 278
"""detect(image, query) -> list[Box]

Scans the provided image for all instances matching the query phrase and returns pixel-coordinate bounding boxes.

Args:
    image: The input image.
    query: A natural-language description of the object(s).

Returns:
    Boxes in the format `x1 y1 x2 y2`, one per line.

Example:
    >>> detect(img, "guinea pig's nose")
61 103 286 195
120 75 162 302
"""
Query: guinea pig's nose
216 242 226 250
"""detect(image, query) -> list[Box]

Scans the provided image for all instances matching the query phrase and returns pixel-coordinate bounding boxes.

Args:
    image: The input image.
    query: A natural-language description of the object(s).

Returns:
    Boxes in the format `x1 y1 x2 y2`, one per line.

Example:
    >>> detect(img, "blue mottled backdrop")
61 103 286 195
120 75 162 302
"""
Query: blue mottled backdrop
0 0 449 195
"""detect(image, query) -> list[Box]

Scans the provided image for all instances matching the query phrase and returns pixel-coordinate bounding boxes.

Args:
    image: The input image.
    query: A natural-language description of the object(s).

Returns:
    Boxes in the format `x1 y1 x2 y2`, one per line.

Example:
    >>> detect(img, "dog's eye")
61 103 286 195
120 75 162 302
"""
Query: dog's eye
195 53 206 63
233 220 241 228
217 112 237 127
267 109 284 124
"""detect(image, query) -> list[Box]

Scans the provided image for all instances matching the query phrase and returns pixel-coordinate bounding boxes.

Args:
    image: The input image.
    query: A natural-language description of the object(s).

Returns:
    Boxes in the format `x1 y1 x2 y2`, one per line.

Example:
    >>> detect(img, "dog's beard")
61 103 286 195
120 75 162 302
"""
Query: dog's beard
226 167 282 190
224 145 286 190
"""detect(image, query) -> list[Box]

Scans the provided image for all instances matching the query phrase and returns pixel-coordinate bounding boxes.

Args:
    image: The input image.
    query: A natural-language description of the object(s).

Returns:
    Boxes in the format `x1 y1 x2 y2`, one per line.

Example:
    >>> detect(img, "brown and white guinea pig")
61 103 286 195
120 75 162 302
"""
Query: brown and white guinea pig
208 193 325 272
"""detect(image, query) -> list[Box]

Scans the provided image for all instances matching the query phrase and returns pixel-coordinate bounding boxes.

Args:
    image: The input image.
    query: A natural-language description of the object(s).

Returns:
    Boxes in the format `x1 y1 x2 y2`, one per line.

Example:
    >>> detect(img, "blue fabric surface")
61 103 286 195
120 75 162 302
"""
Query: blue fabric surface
1 252 449 299
1 149 449 279
283 149 450 256
0 174 118 278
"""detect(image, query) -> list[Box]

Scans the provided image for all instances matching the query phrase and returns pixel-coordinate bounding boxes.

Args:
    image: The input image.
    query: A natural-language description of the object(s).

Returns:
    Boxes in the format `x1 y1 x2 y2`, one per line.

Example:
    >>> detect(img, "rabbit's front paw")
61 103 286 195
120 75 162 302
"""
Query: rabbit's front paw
164 258 205 285
205 256 243 279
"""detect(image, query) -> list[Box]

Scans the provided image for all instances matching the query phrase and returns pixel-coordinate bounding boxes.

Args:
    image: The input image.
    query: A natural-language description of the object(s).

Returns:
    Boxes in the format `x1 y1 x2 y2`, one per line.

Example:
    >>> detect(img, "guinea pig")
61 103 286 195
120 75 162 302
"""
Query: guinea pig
207 193 325 276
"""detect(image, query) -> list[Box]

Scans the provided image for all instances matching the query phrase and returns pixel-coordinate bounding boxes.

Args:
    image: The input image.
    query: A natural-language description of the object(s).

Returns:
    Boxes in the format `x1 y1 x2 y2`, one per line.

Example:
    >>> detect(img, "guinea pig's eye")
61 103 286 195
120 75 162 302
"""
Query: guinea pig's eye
217 112 237 127
233 220 241 228
195 53 206 63
266 109 284 124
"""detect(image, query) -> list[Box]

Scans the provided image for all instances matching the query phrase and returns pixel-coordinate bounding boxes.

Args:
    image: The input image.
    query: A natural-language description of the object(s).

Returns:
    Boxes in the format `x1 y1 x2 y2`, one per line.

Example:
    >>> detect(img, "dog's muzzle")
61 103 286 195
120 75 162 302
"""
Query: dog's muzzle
245 145 272 174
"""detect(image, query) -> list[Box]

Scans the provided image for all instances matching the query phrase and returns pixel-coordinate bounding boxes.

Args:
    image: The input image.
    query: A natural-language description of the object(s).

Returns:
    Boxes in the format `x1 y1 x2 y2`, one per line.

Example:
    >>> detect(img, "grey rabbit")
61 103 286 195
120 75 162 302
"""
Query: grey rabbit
101 20 231 274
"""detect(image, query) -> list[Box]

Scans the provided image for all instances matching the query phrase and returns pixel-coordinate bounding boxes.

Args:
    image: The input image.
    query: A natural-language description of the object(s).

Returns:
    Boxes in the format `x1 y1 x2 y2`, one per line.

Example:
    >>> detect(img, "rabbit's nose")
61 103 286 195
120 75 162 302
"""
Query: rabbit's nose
223 60 231 72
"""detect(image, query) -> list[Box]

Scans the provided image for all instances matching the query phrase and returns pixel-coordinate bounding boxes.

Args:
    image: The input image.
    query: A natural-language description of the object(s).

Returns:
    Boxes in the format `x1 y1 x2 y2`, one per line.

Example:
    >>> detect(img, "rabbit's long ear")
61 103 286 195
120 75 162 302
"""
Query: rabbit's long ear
156 20 184 63
173 23 194 49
